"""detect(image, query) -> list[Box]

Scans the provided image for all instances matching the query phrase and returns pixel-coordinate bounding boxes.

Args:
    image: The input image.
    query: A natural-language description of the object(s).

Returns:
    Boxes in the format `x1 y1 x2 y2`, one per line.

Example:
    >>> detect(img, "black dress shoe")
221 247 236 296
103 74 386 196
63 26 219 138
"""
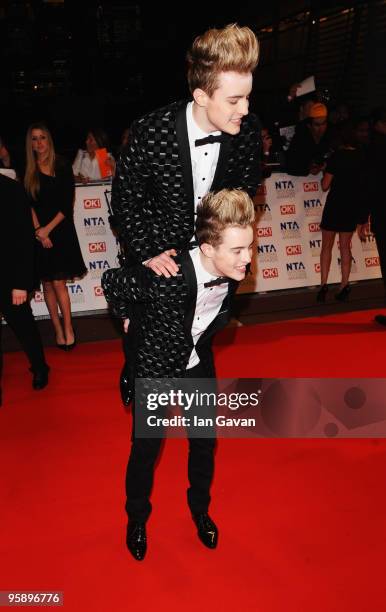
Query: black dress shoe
335 284 351 302
316 284 328 303
374 314 386 326
31 366 50 390
192 513 218 549
126 522 147 561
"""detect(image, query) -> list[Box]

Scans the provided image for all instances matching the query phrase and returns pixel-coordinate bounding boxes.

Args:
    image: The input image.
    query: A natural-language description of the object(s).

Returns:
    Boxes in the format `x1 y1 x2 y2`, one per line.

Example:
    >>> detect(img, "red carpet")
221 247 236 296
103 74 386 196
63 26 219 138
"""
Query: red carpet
1 309 386 611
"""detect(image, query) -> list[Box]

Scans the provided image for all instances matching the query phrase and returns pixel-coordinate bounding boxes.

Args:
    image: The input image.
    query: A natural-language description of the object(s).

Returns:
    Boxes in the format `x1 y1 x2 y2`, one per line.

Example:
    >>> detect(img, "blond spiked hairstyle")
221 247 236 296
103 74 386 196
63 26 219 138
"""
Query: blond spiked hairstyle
186 23 259 97
24 122 56 200
196 189 255 247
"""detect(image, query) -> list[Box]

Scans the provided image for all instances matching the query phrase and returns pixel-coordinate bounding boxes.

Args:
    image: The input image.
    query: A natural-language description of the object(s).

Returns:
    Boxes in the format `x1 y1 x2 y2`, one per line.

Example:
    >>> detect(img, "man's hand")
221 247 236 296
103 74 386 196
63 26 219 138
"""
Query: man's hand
12 289 27 306
123 319 130 333
145 249 179 277
357 222 370 241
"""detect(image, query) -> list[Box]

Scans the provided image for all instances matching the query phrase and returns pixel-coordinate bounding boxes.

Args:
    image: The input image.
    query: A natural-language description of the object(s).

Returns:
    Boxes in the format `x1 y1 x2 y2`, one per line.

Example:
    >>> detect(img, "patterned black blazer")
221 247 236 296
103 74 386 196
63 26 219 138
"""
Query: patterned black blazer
112 100 261 263
102 250 238 401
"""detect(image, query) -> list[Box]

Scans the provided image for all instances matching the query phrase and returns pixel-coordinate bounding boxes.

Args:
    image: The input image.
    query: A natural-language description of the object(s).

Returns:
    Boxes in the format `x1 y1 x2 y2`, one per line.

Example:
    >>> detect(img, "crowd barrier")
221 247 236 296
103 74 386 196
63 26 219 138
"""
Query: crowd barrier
30 174 381 316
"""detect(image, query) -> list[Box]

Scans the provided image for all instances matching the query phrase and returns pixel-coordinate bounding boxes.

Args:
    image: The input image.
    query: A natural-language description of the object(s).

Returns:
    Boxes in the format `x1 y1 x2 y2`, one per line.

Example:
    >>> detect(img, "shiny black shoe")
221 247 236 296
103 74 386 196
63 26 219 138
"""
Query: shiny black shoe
192 513 218 549
31 366 50 390
374 314 386 326
316 284 328 303
126 522 147 561
335 284 351 302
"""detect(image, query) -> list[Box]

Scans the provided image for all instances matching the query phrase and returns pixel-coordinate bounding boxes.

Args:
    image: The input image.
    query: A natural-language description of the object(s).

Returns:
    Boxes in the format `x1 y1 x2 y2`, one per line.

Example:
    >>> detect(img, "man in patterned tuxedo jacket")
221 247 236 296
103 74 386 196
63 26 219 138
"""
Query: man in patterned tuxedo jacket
111 23 261 275
102 189 255 560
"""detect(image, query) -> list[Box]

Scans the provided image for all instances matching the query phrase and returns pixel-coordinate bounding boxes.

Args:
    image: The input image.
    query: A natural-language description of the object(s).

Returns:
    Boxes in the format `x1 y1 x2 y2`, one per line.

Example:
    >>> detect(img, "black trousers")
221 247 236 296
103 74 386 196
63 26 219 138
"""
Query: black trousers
0 293 47 383
125 361 216 522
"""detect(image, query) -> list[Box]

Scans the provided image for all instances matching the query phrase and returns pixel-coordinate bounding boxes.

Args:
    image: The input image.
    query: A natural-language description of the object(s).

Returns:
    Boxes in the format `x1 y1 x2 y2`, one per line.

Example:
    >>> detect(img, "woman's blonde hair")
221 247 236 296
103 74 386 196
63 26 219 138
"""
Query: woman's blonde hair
196 189 255 247
24 123 55 200
187 23 259 97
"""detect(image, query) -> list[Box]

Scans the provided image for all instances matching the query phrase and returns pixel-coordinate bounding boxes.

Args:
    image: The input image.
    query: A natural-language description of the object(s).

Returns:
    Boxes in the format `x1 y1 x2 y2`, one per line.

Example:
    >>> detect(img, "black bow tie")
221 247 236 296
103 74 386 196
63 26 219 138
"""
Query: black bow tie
195 134 225 147
204 277 229 288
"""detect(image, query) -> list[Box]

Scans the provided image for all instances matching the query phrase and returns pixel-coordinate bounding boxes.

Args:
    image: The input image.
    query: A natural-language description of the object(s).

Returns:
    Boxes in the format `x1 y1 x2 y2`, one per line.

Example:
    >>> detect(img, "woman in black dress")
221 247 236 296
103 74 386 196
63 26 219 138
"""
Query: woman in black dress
317 121 366 302
24 123 87 349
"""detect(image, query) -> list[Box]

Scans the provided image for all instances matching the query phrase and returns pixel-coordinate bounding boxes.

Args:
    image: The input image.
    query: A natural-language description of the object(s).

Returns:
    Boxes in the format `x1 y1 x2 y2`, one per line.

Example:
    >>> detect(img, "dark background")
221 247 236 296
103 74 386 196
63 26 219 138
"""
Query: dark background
1 0 385 160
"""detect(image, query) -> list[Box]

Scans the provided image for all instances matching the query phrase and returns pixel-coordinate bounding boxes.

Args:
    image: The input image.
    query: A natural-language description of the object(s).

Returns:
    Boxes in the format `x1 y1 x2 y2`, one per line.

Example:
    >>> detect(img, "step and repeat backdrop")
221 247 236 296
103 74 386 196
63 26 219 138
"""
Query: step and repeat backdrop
239 172 381 294
30 174 382 316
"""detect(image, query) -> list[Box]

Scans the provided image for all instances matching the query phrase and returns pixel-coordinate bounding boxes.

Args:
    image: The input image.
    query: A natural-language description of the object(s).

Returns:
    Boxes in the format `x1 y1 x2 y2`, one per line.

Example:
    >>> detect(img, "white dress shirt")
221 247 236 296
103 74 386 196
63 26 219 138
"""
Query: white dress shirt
72 149 102 180
187 247 229 370
186 101 221 214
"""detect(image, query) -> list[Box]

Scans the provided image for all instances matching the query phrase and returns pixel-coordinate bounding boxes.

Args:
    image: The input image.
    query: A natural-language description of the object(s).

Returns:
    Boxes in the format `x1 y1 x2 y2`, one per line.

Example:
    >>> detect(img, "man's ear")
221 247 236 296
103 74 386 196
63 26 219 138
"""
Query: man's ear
193 87 209 108
200 242 215 258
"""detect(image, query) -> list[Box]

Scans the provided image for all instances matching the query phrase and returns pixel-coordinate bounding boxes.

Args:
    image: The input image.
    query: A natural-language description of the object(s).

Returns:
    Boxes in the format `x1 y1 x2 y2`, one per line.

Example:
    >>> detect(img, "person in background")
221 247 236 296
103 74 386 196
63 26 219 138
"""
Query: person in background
119 126 132 152
0 173 49 406
261 126 276 178
0 135 11 169
357 107 386 325
72 128 115 183
317 121 366 302
24 122 87 349
286 102 332 176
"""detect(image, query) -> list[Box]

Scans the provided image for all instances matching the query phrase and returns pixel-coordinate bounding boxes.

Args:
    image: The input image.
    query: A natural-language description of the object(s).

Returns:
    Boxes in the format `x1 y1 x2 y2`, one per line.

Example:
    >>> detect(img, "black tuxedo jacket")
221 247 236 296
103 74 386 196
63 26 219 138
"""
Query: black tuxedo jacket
0 174 35 294
102 251 238 401
111 100 261 263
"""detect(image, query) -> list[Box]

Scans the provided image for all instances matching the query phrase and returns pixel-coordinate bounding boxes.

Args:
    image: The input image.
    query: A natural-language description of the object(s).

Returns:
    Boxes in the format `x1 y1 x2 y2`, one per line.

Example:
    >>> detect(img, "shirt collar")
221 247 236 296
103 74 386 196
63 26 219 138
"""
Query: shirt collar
186 101 221 146
189 246 221 286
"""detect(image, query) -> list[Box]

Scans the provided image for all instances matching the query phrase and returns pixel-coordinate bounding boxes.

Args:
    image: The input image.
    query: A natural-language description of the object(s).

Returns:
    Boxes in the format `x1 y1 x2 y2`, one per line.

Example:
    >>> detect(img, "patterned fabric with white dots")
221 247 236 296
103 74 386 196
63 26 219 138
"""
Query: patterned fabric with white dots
111 100 261 263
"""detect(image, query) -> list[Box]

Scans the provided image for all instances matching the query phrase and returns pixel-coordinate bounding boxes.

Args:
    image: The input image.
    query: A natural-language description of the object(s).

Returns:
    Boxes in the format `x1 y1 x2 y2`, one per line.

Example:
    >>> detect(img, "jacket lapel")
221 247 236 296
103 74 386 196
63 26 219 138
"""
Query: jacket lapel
210 133 232 191
197 279 238 346
179 250 197 342
175 104 194 208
